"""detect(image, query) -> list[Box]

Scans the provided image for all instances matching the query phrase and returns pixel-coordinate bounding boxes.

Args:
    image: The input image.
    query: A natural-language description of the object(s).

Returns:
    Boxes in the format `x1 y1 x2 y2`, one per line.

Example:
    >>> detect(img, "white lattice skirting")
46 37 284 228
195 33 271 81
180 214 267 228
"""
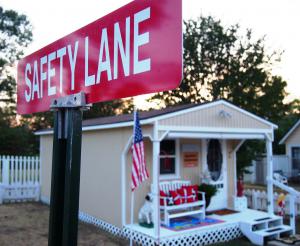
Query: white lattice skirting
41 197 242 245
123 224 243 246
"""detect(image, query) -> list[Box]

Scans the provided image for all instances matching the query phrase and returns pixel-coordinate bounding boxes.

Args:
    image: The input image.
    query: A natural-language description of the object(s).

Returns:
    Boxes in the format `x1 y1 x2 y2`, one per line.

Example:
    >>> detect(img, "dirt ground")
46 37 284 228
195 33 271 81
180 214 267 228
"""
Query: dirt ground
0 202 127 246
1 202 299 246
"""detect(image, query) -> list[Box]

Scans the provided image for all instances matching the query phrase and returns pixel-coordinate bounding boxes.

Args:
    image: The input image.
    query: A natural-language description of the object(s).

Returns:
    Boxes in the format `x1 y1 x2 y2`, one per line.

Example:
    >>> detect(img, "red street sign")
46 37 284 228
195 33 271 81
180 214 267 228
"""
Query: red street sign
17 0 182 114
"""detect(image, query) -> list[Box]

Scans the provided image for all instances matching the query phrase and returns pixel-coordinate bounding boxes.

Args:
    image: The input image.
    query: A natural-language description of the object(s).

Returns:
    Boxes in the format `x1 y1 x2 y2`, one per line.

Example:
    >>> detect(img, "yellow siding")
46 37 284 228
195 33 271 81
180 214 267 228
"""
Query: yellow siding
159 103 270 129
40 135 53 200
40 125 154 228
285 125 300 147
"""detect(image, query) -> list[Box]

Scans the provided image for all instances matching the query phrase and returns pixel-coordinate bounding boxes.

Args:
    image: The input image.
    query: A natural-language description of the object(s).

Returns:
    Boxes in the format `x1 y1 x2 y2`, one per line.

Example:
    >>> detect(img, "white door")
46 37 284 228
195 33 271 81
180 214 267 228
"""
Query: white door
201 139 228 211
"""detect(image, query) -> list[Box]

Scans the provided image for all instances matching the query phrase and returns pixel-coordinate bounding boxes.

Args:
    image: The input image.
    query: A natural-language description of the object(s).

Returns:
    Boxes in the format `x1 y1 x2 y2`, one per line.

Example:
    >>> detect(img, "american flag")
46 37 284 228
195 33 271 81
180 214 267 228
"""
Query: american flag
131 110 149 191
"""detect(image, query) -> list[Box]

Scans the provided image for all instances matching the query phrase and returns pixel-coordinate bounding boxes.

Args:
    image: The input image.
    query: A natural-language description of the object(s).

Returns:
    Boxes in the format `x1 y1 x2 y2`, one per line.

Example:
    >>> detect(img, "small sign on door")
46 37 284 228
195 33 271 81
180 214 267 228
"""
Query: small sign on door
183 152 198 167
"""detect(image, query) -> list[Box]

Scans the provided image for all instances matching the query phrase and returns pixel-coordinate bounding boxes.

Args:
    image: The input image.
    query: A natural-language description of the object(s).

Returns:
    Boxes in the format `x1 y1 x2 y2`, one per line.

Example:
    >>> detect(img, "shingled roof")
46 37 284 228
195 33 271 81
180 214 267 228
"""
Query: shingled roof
35 102 201 135
82 103 198 127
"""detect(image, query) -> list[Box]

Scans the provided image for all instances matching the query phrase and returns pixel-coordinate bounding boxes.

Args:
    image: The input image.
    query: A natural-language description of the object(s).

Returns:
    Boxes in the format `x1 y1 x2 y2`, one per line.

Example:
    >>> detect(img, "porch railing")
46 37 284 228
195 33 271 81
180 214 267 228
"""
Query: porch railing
0 155 40 203
245 184 300 234
245 189 300 215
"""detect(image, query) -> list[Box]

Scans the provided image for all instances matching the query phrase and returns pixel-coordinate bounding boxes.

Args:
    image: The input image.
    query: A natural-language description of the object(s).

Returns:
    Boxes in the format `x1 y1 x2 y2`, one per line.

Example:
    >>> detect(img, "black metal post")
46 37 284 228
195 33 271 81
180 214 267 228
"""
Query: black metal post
48 110 67 246
62 109 83 246
48 92 87 246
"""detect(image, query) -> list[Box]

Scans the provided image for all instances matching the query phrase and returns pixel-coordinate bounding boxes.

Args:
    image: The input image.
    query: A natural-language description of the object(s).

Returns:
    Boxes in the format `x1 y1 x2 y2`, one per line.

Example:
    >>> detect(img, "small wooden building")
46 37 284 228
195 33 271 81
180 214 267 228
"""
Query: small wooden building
37 100 293 245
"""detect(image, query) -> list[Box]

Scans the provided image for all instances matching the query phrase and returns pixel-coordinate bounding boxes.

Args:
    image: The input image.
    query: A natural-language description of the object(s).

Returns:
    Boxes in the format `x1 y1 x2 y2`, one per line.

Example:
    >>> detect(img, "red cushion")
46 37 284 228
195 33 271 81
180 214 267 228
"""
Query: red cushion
182 185 198 203
169 190 183 205
189 185 199 202
177 187 187 203
160 190 168 206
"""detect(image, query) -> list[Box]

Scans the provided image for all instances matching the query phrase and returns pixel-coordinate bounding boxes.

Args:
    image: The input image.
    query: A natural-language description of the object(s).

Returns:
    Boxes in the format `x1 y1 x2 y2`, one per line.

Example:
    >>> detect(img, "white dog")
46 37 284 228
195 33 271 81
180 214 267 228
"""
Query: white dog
138 194 153 225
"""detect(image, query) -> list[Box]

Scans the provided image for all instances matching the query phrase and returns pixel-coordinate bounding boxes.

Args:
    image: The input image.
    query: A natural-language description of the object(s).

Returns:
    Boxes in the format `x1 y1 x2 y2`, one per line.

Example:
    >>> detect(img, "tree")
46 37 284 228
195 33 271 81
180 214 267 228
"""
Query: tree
150 16 290 175
0 7 32 108
83 98 134 120
151 16 289 121
0 6 33 155
0 114 38 155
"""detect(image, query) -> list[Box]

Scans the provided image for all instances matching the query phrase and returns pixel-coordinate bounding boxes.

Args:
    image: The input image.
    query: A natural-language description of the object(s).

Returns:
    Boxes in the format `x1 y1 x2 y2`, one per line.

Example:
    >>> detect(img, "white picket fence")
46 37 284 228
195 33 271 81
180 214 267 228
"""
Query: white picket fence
0 155 40 203
244 189 300 215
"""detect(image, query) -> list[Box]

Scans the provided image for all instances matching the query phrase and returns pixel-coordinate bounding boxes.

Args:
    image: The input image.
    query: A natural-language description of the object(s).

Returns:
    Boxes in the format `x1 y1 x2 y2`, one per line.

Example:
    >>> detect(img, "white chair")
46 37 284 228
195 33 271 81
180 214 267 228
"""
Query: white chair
151 180 206 226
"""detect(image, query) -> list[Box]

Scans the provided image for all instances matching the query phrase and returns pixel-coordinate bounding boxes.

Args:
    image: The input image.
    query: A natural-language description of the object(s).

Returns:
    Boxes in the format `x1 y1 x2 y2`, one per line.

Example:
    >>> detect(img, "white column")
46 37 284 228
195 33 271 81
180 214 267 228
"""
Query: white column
201 139 208 178
290 195 296 234
266 138 274 215
233 140 245 195
152 121 160 240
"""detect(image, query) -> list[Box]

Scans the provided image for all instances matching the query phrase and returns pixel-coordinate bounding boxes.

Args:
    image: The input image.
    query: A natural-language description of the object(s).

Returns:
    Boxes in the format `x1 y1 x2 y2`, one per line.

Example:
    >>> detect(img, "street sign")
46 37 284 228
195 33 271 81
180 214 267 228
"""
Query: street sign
17 0 182 114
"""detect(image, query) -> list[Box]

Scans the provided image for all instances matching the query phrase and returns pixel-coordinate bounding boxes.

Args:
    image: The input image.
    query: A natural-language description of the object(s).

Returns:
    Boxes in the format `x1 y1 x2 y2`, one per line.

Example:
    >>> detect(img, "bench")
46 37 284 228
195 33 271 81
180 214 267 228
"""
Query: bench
152 180 206 226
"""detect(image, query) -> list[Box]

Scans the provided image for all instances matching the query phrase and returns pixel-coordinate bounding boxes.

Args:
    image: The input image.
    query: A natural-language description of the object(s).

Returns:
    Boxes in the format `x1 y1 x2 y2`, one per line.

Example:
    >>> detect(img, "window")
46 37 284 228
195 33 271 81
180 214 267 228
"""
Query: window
292 147 300 170
207 139 223 181
159 140 178 177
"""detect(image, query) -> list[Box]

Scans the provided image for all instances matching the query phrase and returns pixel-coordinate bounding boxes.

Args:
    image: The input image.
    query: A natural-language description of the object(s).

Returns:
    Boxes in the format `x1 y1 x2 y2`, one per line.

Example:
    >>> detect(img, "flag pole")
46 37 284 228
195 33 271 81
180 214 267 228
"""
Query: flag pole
130 107 137 246
130 191 135 246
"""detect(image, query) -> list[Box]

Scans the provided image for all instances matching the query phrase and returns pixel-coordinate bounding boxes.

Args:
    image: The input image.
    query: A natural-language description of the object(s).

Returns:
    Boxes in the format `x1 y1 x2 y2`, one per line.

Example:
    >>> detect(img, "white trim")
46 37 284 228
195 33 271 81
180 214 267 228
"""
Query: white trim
266 139 274 215
121 135 133 227
35 100 277 136
233 140 245 196
168 132 265 140
201 139 208 176
152 120 160 240
279 119 300 144
159 125 272 134
288 144 300 172
39 137 43 190
223 140 228 207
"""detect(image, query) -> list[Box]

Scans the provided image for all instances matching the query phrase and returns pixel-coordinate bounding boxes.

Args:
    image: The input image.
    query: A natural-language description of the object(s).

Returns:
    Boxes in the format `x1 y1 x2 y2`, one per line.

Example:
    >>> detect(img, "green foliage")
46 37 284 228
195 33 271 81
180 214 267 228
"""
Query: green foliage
198 183 218 207
151 16 289 120
198 183 218 198
0 110 38 155
0 6 34 155
0 6 32 107
83 98 134 120
150 16 291 175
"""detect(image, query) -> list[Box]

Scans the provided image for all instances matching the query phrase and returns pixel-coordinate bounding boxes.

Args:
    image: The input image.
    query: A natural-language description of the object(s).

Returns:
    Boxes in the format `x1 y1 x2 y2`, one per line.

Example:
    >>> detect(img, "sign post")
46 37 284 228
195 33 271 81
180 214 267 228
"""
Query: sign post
48 92 89 246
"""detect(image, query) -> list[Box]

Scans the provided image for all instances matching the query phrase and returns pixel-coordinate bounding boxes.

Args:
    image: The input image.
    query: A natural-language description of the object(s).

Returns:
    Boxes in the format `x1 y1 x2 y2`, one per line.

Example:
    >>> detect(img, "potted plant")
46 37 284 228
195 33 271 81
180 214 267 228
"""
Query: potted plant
198 183 218 208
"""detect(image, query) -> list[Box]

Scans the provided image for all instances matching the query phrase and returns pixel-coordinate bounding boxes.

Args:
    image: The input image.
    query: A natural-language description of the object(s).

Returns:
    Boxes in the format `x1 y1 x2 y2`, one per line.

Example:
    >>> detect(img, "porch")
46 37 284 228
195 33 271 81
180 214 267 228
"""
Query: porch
124 209 288 245
120 101 295 245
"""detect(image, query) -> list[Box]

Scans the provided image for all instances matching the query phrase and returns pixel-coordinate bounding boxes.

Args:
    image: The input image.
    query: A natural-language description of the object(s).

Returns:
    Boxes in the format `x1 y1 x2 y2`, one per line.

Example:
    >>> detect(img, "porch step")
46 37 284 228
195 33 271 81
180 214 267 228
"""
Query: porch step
240 215 293 245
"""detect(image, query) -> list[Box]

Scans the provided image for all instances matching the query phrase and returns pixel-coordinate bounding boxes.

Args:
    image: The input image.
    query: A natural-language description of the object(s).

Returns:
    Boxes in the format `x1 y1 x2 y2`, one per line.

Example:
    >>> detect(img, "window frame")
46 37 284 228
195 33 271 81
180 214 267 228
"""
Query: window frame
159 139 180 180
291 146 300 170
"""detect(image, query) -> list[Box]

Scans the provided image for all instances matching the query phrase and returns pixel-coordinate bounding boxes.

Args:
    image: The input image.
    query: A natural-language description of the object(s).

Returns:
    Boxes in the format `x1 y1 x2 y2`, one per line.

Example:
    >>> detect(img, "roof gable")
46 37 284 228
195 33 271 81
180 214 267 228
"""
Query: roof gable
279 119 300 144
155 100 277 130
156 100 278 129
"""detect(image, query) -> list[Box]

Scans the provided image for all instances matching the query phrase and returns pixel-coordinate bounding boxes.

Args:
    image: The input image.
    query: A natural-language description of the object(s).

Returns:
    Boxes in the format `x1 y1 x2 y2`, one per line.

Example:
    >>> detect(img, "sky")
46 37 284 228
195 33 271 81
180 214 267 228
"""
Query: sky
1 0 300 105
